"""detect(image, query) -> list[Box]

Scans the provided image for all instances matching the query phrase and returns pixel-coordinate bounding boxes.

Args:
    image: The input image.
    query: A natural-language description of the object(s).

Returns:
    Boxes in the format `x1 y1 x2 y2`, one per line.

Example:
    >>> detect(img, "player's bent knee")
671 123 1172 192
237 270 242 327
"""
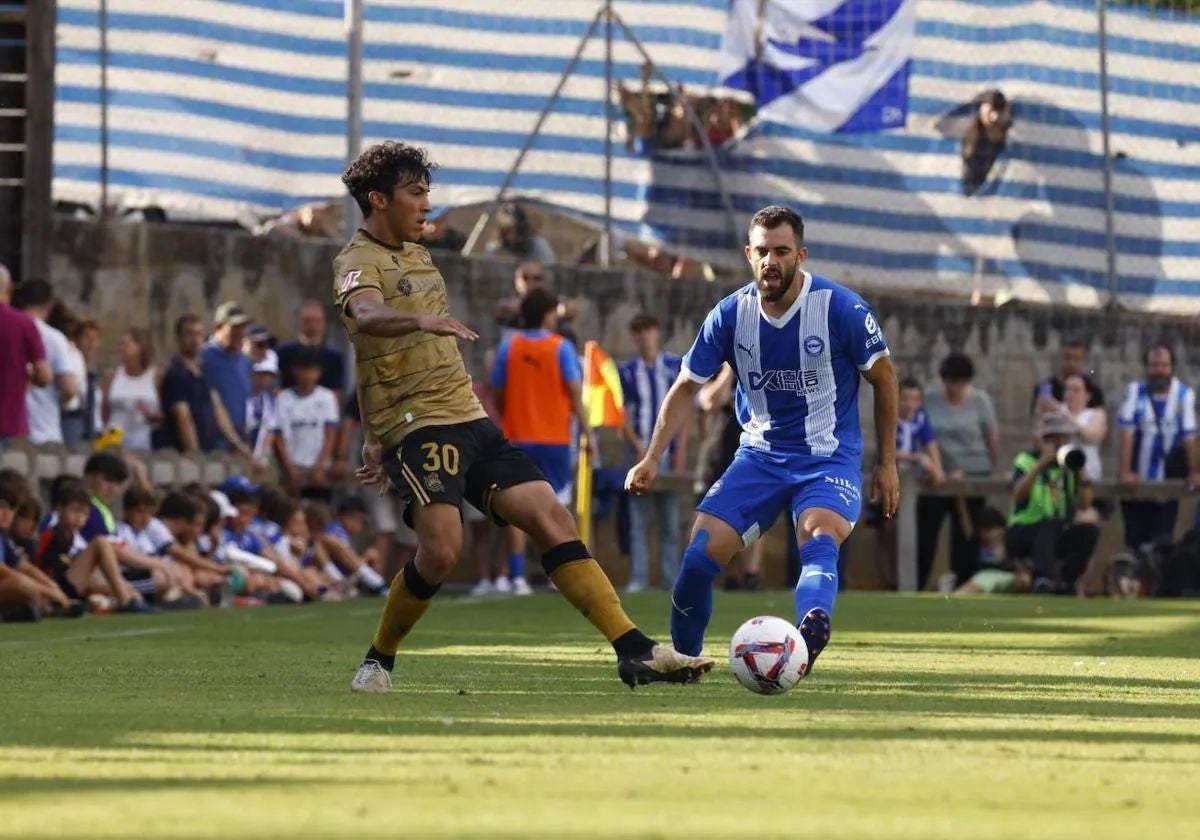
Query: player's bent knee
689 517 741 566
796 508 852 545
415 542 458 580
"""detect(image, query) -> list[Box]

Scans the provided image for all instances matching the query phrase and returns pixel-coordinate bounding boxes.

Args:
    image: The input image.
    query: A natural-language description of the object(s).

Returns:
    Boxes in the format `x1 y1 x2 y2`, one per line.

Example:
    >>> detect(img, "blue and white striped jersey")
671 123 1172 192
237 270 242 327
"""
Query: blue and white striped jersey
897 408 936 455
682 272 889 458
1117 377 1196 480
619 351 683 458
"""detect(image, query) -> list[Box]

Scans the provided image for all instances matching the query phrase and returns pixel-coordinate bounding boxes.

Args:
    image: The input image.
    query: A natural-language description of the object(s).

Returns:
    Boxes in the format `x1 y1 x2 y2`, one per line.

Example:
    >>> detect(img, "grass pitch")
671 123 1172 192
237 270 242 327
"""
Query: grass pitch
2 592 1199 839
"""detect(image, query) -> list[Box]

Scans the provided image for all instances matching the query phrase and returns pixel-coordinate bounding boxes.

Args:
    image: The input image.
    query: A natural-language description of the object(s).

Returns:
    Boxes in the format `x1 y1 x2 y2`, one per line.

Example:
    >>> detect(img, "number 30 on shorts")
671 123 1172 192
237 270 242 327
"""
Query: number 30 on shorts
421 443 460 475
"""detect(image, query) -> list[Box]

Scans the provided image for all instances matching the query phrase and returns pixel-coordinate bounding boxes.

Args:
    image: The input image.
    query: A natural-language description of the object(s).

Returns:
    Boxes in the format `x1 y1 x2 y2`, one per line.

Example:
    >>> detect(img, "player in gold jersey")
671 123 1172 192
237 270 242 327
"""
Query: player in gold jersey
336 142 712 692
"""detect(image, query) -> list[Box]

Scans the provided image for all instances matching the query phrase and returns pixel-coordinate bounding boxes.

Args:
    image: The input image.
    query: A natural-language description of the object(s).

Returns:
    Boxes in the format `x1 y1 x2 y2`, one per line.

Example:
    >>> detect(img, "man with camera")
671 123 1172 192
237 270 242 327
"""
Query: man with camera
1005 412 1100 594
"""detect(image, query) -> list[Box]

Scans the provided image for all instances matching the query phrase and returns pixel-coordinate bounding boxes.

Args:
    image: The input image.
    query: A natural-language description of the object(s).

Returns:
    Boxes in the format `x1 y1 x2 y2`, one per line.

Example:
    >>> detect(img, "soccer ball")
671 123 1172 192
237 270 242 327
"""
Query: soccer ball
729 616 810 695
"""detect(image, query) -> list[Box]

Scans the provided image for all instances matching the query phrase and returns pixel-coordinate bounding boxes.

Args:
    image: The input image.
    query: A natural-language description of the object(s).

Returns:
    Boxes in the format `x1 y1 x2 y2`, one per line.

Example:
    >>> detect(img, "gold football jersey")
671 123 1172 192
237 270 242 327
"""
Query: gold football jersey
333 230 484 449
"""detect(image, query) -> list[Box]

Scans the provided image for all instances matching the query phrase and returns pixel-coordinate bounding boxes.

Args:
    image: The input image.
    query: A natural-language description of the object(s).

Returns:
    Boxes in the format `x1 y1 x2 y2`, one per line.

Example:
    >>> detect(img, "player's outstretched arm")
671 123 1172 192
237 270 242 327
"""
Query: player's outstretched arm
625 373 702 493
864 356 900 518
346 289 478 341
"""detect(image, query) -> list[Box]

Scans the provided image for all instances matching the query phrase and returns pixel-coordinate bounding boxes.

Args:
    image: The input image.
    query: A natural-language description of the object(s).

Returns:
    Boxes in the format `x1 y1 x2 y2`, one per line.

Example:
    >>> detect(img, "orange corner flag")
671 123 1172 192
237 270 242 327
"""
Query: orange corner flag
582 340 625 429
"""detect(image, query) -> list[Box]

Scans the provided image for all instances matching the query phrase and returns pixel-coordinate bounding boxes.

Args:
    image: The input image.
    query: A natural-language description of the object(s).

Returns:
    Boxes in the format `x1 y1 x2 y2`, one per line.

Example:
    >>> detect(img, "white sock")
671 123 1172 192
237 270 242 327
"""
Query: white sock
356 565 385 589
277 579 305 603
323 562 347 583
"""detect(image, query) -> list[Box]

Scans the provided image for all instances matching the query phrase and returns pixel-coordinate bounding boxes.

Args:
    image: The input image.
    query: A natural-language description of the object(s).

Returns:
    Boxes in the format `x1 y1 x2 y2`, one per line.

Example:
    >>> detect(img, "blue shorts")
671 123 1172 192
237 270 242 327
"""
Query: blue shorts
515 443 572 495
697 446 863 547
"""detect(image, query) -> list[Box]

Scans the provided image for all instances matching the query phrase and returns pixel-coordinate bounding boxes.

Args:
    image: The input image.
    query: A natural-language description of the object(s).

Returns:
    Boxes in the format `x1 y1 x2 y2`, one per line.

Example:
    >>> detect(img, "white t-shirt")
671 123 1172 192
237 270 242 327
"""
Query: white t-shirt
116 517 176 557
107 364 160 452
1068 407 1103 483
27 319 73 444
62 344 87 412
276 386 340 469
246 389 281 461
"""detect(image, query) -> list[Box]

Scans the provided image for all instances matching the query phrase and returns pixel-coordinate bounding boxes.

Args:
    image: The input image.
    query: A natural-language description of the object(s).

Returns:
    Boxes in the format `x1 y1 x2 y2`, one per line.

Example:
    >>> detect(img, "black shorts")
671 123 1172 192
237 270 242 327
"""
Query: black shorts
382 418 547 528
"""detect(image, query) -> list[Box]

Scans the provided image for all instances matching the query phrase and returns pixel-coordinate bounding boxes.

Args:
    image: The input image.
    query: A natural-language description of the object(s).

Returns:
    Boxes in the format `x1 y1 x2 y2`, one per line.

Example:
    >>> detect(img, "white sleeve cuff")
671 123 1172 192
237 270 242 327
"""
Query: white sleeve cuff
858 349 891 372
681 364 713 385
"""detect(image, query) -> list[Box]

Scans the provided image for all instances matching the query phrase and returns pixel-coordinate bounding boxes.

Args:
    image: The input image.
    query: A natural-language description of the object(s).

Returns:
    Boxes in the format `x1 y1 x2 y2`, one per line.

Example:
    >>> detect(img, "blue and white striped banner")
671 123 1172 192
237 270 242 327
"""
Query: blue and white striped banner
720 0 918 133
53 0 1200 312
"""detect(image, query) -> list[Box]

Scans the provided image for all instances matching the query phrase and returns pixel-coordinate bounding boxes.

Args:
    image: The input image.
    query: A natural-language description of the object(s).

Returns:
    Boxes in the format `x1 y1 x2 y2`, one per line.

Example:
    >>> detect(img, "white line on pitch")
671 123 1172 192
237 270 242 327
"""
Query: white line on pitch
0 624 193 647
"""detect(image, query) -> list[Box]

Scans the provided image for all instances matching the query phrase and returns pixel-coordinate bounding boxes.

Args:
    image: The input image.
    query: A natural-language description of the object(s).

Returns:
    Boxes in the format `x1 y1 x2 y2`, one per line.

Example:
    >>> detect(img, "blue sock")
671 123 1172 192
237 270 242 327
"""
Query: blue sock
795 534 839 622
508 553 525 580
670 531 723 656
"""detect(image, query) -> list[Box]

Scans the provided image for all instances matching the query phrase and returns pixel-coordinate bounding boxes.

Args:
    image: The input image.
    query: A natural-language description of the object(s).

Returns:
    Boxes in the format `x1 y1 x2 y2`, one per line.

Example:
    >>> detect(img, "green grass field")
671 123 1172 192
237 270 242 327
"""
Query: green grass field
2 592 1199 838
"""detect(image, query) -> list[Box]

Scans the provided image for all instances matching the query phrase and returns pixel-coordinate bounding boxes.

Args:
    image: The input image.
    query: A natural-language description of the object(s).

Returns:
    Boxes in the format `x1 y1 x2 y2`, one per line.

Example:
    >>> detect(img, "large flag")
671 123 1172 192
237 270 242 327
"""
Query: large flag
576 341 625 548
719 0 918 133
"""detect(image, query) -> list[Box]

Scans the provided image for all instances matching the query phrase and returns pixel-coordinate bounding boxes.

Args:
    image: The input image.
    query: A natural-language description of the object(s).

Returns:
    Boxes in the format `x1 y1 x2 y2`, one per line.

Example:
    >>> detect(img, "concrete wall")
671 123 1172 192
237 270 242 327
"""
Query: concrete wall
47 218 1200 586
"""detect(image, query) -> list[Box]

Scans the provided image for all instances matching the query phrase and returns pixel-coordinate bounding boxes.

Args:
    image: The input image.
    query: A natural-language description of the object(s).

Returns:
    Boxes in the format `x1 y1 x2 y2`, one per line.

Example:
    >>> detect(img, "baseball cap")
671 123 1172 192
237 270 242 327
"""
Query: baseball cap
218 475 261 497
247 324 271 343
214 301 251 327
209 490 238 520
1036 411 1076 438
253 355 279 376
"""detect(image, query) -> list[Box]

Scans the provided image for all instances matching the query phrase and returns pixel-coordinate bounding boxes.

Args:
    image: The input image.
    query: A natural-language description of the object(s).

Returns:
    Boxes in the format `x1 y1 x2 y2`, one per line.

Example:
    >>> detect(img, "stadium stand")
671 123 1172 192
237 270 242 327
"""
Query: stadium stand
51 0 1200 311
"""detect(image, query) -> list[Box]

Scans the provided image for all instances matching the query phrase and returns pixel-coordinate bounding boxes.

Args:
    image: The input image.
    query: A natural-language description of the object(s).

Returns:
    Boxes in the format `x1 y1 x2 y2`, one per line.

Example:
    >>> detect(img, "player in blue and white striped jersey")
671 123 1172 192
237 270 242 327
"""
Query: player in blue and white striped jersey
626 206 899 675
1117 344 1199 550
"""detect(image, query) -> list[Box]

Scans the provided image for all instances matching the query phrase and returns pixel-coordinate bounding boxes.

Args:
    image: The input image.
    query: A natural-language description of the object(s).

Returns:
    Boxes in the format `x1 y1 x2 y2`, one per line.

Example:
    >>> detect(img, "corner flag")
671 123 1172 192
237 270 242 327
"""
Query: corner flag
577 341 625 547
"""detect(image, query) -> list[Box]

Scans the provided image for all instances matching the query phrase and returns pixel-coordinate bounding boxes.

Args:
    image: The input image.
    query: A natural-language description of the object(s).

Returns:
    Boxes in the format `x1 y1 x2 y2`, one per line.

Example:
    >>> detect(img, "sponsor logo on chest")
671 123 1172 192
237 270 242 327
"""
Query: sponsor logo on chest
748 368 822 396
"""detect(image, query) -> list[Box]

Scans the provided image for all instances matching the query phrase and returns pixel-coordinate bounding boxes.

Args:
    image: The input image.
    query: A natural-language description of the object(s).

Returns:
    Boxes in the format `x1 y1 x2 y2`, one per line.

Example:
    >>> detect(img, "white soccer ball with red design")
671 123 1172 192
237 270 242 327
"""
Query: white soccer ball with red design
729 616 809 695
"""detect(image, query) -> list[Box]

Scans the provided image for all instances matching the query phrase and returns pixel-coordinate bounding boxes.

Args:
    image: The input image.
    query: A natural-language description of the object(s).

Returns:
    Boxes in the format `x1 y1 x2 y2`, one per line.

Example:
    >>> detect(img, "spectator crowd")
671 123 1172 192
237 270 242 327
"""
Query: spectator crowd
890 338 1200 599
4 250 1200 622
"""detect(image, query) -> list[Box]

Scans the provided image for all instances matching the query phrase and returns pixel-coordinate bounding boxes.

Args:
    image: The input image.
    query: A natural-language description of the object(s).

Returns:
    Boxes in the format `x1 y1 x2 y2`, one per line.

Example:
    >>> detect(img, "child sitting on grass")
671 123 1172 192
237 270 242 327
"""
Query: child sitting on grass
955 507 1034 595
221 486 315 602
35 475 153 614
274 499 347 599
153 491 232 601
309 498 387 595
192 490 278 605
79 452 193 605
0 471 83 621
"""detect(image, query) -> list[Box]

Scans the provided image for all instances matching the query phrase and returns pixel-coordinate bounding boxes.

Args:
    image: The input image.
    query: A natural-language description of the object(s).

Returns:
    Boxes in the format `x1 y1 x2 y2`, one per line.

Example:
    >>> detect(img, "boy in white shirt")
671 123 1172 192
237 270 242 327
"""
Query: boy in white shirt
276 347 340 501
247 357 282 465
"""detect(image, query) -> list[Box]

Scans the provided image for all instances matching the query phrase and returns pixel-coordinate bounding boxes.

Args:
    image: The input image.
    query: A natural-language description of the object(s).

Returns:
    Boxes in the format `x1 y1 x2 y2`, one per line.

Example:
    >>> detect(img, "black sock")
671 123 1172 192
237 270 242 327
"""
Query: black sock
611 628 656 660
364 645 396 672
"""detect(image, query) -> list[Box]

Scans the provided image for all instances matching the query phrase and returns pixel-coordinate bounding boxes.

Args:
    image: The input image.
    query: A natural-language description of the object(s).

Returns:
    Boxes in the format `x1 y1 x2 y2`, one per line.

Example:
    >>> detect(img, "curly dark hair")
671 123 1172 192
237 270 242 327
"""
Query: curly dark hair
342 142 436 217
749 205 804 243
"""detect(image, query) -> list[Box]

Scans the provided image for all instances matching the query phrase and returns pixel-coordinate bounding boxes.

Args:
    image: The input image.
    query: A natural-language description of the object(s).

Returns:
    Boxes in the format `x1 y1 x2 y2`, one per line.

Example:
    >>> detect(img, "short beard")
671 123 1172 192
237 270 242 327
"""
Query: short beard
758 265 796 303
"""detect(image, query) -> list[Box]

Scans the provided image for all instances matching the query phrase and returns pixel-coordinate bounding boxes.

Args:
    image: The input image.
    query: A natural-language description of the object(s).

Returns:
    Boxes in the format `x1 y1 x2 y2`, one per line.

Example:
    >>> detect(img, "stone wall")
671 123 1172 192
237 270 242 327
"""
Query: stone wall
47 217 1200 586
50 217 1200 463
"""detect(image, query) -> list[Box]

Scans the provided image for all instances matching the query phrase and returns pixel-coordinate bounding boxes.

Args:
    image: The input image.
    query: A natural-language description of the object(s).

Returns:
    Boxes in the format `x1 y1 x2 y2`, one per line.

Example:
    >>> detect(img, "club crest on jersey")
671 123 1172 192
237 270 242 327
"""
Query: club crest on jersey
423 472 444 493
399 278 413 296
339 269 362 294
803 335 825 356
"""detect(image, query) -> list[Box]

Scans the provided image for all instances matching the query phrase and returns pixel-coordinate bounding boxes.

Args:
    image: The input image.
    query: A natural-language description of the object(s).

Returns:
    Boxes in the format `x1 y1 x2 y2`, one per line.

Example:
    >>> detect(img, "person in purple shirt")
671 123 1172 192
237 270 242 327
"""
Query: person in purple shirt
0 265 51 441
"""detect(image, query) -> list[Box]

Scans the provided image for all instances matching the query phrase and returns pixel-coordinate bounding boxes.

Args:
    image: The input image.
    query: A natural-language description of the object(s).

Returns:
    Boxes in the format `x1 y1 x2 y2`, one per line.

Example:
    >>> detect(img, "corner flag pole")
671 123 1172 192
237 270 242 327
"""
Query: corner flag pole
576 344 596 547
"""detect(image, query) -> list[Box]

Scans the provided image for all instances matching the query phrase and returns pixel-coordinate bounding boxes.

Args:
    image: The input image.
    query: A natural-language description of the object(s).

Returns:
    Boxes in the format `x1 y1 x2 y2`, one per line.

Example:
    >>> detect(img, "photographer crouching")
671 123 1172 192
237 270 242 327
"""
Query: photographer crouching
1006 412 1101 594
